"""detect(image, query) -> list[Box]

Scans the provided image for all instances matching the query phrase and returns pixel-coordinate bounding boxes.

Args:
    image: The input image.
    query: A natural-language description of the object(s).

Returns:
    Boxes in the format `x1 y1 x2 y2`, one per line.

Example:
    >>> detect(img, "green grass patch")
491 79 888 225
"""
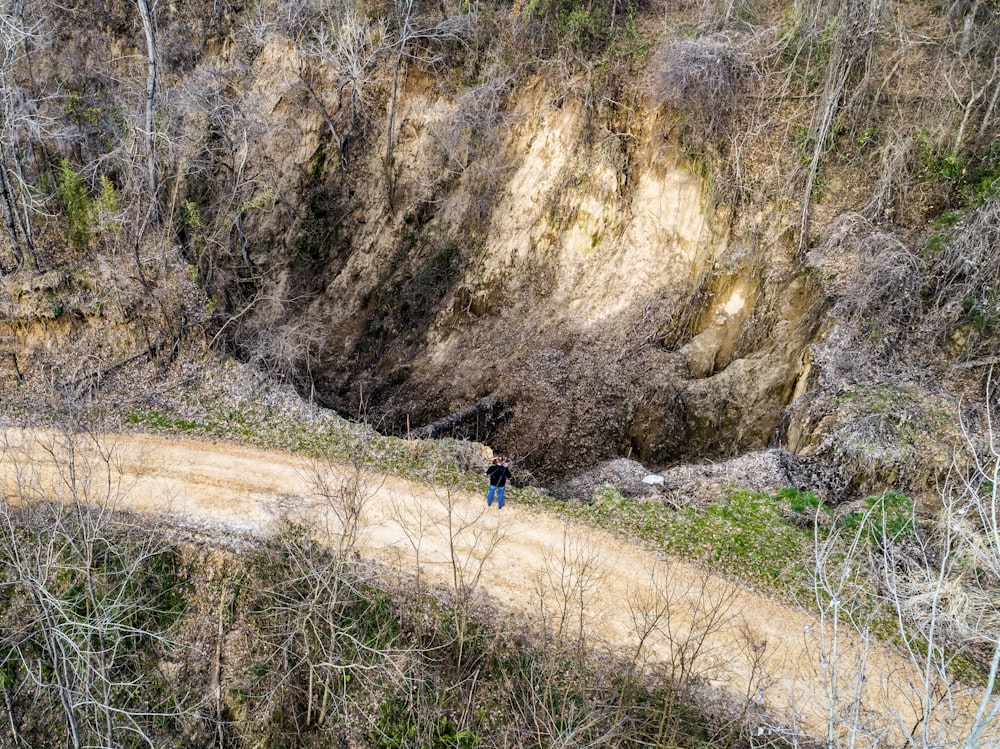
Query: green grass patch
777 486 823 513
838 491 915 545
664 490 817 593
519 485 828 597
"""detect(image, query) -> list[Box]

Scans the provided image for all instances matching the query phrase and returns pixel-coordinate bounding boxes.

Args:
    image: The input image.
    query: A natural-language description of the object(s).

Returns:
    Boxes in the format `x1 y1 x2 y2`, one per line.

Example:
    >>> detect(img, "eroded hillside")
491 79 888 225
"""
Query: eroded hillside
0 0 998 497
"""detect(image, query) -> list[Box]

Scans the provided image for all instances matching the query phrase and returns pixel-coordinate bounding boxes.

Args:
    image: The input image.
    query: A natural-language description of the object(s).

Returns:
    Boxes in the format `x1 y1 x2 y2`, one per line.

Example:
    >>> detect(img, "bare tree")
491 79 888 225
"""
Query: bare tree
165 52 280 285
634 565 743 747
238 420 426 743
297 5 389 166
948 49 1000 154
387 474 435 593
808 508 888 747
135 0 160 227
0 428 189 749
427 64 512 181
797 0 884 253
514 660 623 749
0 3 43 272
432 479 507 673
806 380 1000 747
246 0 389 168
533 526 605 663
384 0 472 169
521 526 619 747
885 389 1000 748
303 420 386 560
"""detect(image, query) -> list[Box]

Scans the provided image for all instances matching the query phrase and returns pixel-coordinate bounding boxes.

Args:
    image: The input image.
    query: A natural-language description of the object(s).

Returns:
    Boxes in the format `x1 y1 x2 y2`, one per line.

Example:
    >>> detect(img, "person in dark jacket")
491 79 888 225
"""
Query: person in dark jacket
486 456 512 509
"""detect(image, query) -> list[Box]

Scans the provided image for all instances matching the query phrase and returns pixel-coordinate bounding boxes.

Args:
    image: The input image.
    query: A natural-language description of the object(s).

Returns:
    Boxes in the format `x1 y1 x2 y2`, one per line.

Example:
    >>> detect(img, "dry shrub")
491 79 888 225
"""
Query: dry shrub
924 199 1000 351
652 36 753 144
428 64 513 179
809 213 922 358
230 288 327 395
813 201 1000 362
899 452 1000 662
863 135 917 223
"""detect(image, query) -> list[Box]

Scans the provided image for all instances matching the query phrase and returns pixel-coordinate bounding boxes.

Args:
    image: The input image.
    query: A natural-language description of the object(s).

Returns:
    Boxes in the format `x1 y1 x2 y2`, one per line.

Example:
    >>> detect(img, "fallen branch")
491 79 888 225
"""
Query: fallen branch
410 394 501 439
952 356 1000 370
66 337 171 392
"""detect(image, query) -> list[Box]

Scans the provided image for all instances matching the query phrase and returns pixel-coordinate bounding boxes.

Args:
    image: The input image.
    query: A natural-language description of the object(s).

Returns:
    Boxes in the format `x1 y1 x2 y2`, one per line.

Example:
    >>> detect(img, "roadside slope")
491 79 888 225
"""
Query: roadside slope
0 429 989 745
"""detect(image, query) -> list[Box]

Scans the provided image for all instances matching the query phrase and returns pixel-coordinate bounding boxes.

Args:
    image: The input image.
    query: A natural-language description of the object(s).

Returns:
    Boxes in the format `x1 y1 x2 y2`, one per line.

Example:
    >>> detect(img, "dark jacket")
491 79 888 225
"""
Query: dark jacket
487 464 511 487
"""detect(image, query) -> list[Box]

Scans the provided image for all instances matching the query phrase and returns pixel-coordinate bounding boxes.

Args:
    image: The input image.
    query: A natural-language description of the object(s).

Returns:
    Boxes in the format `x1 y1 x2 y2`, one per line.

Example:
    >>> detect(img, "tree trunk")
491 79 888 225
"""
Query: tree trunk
799 27 851 254
0 159 23 269
409 395 500 439
385 49 404 167
7 147 35 267
136 0 159 225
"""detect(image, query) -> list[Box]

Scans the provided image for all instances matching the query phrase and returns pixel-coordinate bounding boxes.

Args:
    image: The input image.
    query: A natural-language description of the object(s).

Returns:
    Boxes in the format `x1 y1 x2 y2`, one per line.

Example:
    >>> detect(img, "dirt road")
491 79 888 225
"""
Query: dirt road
0 429 992 746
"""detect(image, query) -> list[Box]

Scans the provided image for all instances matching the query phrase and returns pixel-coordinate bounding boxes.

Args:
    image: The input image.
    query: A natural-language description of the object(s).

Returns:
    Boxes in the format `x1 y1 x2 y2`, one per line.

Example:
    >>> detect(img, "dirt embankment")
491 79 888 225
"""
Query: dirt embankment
0 429 992 745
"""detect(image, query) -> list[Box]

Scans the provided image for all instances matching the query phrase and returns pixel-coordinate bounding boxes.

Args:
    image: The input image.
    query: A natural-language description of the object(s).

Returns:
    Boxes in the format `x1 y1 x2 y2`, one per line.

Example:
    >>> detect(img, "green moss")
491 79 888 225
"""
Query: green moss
309 146 327 180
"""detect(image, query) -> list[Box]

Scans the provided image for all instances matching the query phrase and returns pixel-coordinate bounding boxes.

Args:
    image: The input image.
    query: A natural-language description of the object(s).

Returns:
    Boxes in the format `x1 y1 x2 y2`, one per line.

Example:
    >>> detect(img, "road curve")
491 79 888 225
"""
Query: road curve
0 428 992 746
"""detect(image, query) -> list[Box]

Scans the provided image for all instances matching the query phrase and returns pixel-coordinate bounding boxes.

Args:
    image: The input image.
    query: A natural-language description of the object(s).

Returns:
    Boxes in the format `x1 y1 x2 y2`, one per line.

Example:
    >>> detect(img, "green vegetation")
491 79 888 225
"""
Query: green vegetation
919 136 1000 208
518 481 916 618
839 491 915 545
94 175 121 235
519 484 834 597
181 201 206 257
57 159 92 250
963 291 1000 333
0 507 773 748
524 0 640 55
665 489 817 590
832 385 956 468
778 486 822 513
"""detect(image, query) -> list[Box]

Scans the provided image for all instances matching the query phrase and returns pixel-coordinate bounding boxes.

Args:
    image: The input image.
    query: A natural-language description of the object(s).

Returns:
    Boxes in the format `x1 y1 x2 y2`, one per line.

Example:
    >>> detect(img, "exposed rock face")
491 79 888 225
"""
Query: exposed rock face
235 56 823 479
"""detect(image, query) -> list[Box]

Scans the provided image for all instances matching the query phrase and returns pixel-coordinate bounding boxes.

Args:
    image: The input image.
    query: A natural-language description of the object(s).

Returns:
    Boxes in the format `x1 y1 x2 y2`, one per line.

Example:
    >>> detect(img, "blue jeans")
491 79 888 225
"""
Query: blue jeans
487 484 505 508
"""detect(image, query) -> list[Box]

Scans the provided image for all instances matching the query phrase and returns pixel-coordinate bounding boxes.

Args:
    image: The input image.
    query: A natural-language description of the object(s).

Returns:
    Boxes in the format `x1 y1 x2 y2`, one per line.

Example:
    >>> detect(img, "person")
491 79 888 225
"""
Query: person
486 456 512 509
